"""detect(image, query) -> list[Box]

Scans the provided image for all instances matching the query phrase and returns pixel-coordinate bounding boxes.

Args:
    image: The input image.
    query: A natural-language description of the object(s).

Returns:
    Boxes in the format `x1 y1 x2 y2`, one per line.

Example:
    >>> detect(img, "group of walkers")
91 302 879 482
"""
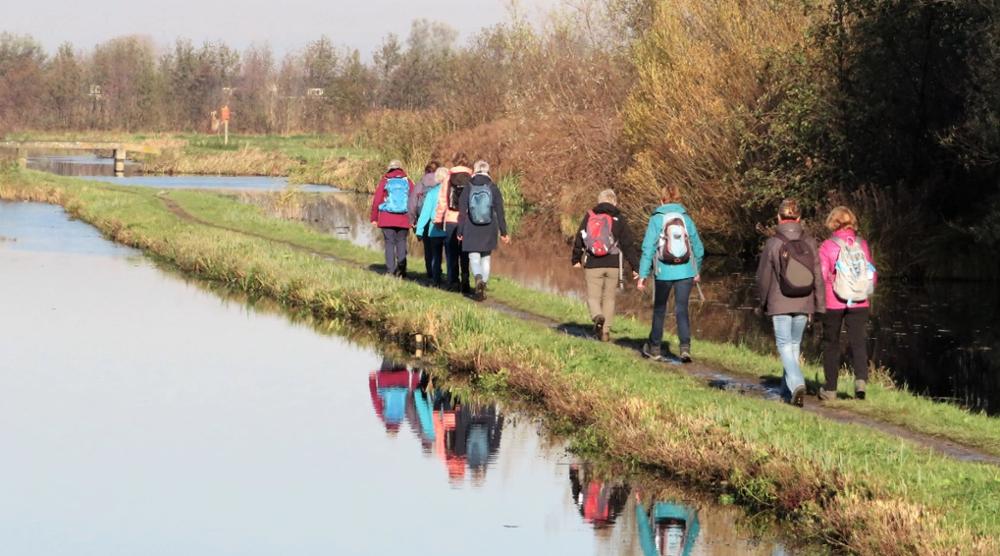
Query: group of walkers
373 158 877 407
369 154 508 301
572 187 876 407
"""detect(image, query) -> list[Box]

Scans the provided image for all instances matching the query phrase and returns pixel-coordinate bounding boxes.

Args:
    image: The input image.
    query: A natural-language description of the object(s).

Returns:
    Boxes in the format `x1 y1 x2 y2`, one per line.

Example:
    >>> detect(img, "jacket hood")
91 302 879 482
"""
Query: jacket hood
654 203 687 215
775 221 804 240
385 168 407 179
420 172 436 187
592 202 621 216
470 173 493 186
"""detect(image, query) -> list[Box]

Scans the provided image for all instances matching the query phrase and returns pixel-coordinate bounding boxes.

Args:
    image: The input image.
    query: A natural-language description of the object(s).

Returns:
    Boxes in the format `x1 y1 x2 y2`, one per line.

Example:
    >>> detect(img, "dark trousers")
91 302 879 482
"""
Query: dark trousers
422 236 445 284
444 223 470 289
823 307 870 390
381 227 408 275
649 278 694 349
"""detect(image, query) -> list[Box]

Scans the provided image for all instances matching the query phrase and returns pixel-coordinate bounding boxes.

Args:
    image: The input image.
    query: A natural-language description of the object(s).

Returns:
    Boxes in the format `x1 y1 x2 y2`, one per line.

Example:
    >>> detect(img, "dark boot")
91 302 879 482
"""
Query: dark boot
474 275 486 301
592 315 605 339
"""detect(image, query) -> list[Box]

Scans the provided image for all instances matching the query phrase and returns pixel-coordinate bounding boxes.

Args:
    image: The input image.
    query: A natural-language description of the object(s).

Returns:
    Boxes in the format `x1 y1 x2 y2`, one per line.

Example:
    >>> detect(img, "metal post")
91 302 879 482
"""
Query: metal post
114 148 126 177
223 120 229 145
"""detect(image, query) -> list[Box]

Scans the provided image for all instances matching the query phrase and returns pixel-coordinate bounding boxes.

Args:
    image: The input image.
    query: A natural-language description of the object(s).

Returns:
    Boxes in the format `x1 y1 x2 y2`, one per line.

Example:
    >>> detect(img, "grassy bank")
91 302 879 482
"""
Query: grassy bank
2 168 998 554
163 188 1000 460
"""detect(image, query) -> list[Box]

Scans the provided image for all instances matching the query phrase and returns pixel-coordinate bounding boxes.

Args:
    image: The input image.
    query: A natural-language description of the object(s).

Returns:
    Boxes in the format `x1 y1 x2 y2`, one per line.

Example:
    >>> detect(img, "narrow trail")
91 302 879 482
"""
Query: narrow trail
159 194 1000 466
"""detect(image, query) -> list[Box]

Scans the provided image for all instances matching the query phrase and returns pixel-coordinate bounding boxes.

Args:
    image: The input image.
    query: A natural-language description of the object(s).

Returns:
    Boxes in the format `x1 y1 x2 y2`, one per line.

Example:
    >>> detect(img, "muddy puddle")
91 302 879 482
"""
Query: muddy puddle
0 200 800 554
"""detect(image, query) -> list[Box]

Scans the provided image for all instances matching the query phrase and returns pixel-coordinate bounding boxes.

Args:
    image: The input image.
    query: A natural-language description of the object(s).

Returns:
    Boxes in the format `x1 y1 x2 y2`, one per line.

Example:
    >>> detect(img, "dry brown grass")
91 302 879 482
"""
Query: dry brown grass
623 0 814 248
143 146 297 176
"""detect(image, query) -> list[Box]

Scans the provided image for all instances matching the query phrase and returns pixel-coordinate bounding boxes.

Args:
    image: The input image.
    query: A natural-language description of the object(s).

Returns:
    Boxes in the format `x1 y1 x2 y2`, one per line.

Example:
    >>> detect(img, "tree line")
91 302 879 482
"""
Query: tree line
2 0 999 279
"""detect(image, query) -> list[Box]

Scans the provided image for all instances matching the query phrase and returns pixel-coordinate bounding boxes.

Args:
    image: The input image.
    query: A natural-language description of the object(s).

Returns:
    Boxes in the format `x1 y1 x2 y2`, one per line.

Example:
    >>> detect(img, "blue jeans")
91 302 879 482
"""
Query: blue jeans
772 314 807 398
649 278 694 349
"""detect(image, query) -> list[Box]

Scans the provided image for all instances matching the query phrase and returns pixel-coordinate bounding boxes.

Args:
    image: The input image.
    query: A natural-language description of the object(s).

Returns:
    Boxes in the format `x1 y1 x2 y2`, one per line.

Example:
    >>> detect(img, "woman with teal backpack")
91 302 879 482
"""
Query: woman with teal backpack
636 185 705 363
369 160 415 278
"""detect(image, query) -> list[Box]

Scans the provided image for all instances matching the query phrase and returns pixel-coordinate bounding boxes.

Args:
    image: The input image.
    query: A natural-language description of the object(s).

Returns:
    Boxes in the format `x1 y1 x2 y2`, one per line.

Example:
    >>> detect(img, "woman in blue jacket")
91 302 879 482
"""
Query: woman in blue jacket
415 167 451 285
636 185 705 363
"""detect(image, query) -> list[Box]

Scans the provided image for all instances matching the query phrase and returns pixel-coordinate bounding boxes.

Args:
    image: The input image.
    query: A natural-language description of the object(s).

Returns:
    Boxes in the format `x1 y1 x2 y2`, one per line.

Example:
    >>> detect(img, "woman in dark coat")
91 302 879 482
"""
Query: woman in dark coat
456 160 509 300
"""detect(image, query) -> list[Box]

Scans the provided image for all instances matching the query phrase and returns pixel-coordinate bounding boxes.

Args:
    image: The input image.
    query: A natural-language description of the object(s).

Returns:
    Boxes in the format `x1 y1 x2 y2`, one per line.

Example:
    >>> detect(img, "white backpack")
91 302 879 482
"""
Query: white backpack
655 212 691 265
832 237 874 303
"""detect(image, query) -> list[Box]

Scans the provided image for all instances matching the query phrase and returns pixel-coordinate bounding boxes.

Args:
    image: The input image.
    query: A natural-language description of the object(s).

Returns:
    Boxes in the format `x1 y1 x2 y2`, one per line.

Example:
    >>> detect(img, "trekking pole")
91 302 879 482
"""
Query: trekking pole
690 253 706 303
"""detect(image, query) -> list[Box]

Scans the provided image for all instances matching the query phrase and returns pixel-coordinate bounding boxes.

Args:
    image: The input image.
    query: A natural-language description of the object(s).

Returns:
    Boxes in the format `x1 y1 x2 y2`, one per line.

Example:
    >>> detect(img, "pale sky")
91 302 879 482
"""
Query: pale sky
4 0 558 56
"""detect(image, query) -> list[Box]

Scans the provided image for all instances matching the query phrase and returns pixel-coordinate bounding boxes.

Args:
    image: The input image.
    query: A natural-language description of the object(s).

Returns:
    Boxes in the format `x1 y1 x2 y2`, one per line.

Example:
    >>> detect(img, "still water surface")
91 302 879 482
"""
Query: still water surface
26 154 337 192
0 201 794 555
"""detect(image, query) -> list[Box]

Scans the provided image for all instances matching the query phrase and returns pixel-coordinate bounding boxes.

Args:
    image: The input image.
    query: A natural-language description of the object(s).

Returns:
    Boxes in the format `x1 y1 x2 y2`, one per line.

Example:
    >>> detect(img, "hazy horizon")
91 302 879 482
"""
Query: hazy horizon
4 0 557 56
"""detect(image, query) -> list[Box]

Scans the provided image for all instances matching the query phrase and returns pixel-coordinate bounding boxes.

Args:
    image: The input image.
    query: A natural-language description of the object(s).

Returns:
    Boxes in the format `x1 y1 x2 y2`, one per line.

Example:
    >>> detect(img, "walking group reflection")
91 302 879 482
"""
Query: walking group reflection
570 464 702 556
368 358 503 486
368 356 708 555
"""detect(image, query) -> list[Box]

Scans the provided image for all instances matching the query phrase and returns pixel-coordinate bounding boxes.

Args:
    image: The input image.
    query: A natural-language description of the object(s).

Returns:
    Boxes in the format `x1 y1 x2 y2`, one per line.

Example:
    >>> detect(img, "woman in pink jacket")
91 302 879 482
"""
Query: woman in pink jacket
818 206 877 401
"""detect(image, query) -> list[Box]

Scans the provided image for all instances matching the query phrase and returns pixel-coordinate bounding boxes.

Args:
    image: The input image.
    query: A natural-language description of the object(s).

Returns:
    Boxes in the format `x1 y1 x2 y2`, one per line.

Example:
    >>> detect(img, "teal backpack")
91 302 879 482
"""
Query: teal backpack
379 177 410 214
468 183 493 225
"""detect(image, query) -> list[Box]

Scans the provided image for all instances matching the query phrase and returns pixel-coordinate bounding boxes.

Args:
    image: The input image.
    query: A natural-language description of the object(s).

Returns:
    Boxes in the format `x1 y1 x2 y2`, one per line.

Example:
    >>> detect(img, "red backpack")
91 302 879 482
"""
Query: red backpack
583 210 619 257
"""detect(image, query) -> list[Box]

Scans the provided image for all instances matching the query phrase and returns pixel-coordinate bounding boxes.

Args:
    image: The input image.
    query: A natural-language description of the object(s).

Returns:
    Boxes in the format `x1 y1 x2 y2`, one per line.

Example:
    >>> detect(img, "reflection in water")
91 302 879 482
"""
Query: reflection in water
636 499 700 556
27 153 142 177
570 464 630 529
26 153 337 192
370 359 503 487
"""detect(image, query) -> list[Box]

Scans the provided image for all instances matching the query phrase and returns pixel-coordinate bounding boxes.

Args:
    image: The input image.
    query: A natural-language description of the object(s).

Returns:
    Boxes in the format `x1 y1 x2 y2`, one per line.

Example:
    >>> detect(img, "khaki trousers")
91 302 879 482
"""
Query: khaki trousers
584 267 618 328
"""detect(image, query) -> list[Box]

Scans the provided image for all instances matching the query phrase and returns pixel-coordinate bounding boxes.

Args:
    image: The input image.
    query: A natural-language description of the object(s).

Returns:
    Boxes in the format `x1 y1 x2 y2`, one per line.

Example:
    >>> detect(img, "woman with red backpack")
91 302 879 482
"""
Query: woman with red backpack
818 206 877 401
571 189 639 341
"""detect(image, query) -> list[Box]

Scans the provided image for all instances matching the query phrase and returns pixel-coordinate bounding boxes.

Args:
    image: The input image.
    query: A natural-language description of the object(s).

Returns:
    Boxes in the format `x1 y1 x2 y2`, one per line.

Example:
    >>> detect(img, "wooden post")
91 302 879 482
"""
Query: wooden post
113 148 126 177
223 120 229 145
15 148 27 169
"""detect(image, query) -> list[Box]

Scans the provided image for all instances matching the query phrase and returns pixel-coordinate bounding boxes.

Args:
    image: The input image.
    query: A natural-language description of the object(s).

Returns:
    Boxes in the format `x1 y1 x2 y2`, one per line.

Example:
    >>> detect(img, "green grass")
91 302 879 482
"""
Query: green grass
3 168 1000 553
164 188 1000 460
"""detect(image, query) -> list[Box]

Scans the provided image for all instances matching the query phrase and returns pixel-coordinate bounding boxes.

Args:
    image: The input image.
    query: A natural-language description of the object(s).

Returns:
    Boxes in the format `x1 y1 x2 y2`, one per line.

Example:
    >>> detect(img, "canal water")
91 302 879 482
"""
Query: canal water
24 154 1000 415
0 200 796 555
26 154 337 192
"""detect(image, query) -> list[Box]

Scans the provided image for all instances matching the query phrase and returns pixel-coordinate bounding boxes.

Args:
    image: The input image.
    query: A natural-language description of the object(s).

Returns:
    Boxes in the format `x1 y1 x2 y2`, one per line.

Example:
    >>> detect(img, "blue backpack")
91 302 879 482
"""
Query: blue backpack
379 177 410 214
468 183 493 225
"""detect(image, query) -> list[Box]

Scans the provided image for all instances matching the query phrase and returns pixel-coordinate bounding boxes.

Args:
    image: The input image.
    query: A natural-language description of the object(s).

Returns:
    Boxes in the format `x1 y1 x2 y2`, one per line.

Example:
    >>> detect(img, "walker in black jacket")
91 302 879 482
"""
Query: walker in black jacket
456 170 508 301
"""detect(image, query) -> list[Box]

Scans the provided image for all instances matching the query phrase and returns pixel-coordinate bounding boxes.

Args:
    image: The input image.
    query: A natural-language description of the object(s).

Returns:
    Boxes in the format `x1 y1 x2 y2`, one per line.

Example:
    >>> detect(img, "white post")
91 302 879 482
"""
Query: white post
114 149 126 177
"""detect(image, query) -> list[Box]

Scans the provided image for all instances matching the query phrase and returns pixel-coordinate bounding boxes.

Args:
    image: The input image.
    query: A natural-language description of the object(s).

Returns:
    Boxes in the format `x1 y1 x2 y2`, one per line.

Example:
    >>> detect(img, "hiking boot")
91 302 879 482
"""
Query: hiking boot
641 342 663 361
791 385 806 408
474 275 486 301
679 345 692 364
592 315 605 339
855 380 866 400
818 388 836 402
399 259 407 279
